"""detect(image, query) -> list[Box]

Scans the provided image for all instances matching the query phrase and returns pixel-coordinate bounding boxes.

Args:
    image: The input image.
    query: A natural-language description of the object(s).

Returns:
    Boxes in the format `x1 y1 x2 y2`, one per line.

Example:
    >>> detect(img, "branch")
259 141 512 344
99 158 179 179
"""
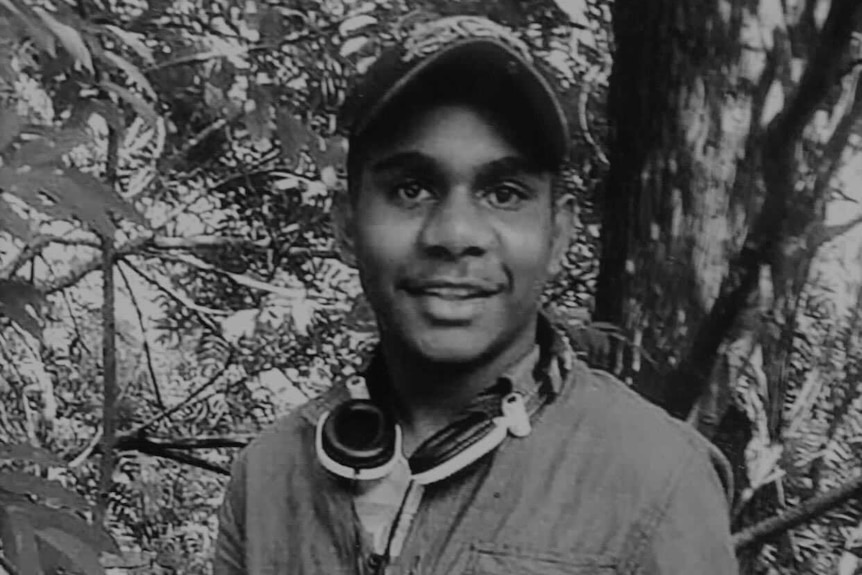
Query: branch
812 213 862 247
811 70 862 203
578 68 609 167
134 352 235 433
148 251 324 299
0 235 101 280
120 257 227 335
664 0 862 420
69 426 103 468
734 472 862 550
117 441 229 475
97 235 117 524
149 235 336 256
115 433 254 451
768 0 861 144
831 186 859 204
37 186 332 294
145 44 278 73
0 555 19 575
116 262 164 408
41 233 153 294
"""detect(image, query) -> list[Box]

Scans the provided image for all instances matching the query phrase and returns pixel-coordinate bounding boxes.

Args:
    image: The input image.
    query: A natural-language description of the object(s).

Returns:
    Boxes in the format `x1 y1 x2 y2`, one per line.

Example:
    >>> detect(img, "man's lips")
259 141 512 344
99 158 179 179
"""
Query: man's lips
400 280 502 300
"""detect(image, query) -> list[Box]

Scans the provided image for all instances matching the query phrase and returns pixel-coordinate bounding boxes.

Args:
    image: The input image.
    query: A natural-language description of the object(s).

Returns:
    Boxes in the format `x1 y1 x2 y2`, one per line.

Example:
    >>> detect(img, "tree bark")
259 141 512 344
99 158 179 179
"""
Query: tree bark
596 0 765 407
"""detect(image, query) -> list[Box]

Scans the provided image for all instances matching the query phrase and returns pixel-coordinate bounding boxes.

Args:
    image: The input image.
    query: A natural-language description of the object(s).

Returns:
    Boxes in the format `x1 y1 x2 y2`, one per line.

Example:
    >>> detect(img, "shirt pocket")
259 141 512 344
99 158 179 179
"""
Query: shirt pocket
466 543 616 575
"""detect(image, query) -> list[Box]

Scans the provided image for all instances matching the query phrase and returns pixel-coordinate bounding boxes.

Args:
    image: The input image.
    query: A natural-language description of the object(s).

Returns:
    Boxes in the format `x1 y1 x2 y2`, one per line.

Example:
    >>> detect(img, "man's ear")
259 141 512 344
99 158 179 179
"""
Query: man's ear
548 195 577 276
332 189 358 267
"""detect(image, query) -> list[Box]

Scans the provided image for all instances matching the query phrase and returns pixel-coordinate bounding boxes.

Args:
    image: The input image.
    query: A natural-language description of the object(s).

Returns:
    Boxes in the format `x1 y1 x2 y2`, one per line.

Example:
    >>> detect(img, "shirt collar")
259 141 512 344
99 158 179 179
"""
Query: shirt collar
299 312 575 426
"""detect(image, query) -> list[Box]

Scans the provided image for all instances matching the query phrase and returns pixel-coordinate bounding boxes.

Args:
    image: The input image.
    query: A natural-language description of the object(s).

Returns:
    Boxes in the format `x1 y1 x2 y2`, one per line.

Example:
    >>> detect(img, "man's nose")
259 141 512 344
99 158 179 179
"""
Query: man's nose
417 188 495 259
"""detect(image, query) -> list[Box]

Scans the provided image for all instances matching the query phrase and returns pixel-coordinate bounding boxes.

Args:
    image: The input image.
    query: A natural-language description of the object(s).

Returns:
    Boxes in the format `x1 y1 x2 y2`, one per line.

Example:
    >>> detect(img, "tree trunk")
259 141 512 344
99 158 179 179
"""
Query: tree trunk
599 0 862 569
596 0 769 408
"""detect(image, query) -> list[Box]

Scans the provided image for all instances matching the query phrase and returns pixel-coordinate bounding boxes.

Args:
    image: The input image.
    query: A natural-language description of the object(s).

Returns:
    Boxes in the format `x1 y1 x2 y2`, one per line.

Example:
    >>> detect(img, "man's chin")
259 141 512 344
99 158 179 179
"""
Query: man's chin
404 327 497 365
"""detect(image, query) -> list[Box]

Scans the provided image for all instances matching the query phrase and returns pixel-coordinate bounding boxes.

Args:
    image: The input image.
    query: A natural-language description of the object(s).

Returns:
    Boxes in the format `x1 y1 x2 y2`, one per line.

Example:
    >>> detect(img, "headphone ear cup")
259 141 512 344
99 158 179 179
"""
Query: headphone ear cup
321 399 397 470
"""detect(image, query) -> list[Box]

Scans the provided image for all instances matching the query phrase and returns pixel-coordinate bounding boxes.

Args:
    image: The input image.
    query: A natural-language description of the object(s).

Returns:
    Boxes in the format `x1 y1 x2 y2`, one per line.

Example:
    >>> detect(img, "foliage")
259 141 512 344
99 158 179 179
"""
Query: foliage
0 0 860 573
0 0 606 571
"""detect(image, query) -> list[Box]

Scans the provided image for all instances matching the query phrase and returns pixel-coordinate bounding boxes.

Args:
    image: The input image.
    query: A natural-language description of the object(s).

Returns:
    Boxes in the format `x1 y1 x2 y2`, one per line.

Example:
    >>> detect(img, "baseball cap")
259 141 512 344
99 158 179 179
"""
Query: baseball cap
339 15 570 168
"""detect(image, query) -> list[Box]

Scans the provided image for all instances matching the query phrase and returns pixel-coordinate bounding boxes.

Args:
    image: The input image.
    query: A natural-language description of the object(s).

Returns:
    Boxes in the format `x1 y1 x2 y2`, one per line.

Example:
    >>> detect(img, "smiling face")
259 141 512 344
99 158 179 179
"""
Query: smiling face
341 103 569 366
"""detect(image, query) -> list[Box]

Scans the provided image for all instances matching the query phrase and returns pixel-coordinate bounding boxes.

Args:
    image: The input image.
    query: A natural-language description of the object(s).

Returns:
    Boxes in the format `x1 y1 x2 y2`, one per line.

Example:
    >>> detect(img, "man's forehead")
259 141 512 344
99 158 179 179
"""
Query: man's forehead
368 150 542 178
357 100 549 176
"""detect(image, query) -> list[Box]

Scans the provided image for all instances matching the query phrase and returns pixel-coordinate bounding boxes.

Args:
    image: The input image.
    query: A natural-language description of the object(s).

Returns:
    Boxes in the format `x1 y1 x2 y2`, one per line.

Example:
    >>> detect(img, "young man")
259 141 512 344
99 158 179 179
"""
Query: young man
215 15 739 575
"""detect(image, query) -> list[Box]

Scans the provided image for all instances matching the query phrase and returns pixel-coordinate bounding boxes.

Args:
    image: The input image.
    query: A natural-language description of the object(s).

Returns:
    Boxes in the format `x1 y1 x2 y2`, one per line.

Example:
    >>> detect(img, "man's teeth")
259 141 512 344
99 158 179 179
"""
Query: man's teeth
419 287 486 299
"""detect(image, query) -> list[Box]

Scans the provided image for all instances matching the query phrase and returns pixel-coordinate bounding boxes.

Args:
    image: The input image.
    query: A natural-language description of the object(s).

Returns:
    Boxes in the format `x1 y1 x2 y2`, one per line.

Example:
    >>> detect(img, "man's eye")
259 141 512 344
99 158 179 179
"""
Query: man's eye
483 183 529 209
393 181 433 203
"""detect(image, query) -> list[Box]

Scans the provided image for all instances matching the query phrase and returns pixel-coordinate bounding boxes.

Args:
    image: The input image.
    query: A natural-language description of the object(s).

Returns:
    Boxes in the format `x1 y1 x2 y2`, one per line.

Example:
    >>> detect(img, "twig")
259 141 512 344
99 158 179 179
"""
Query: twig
69 426 103 468
149 235 336 256
123 442 229 475
734 472 862 550
0 235 101 280
145 44 278 73
831 186 859 204
0 554 20 575
812 213 862 247
578 67 609 167
41 233 153 295
116 262 164 408
60 288 89 356
135 352 235 433
115 433 254 450
148 251 323 300
120 257 227 335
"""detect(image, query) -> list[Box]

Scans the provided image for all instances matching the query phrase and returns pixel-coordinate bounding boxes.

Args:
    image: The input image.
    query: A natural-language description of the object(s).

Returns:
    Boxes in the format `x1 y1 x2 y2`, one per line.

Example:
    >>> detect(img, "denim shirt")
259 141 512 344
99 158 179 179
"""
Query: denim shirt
214 324 739 575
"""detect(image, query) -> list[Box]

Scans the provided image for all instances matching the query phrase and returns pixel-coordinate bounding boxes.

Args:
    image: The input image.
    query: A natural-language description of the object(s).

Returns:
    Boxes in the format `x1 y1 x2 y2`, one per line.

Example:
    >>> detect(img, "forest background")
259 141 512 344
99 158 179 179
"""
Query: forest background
1 0 862 573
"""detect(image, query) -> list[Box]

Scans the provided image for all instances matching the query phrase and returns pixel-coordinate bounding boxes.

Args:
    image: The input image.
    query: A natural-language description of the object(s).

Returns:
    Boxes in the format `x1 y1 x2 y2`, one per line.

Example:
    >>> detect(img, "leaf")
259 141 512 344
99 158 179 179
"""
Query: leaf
97 50 156 99
339 36 371 59
0 506 43 575
245 83 272 142
103 25 154 64
100 80 158 126
257 7 284 43
0 280 44 340
0 472 92 513
0 106 21 152
10 128 92 167
0 0 55 56
12 503 117 555
0 196 32 241
275 109 313 164
35 528 105 575
33 8 92 73
74 100 125 134
338 14 377 36
64 169 148 230
551 0 589 26
0 166 147 236
307 135 347 170
0 443 61 466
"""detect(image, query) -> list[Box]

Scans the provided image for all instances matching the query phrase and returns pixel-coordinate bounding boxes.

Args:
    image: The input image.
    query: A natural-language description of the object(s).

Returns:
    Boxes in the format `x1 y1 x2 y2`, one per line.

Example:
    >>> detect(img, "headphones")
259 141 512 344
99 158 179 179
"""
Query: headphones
315 363 545 486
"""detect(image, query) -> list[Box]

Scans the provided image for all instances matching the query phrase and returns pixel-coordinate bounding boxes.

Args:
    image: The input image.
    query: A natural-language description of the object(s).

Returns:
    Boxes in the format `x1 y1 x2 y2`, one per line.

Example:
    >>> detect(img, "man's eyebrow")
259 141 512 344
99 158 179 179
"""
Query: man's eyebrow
369 151 438 175
475 156 544 183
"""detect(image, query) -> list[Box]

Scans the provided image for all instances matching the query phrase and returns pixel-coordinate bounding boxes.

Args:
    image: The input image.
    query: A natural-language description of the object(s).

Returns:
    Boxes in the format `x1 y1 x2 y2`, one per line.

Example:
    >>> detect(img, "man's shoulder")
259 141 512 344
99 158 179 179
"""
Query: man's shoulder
558 362 732 496
237 384 343 473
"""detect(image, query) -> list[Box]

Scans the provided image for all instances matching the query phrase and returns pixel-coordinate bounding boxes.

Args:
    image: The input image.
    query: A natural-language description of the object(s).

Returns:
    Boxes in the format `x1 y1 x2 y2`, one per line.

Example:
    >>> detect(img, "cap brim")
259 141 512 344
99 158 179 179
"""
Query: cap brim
352 38 569 167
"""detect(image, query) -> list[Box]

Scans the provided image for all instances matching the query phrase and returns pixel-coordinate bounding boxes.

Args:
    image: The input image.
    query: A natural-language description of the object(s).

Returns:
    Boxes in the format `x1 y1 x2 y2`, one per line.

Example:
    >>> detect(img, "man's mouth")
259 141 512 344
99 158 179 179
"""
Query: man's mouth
401 281 501 300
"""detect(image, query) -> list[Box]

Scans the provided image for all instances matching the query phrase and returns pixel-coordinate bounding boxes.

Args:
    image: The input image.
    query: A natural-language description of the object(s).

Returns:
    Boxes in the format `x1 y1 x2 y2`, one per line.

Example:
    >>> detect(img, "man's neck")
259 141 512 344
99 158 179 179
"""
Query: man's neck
378 321 538 453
